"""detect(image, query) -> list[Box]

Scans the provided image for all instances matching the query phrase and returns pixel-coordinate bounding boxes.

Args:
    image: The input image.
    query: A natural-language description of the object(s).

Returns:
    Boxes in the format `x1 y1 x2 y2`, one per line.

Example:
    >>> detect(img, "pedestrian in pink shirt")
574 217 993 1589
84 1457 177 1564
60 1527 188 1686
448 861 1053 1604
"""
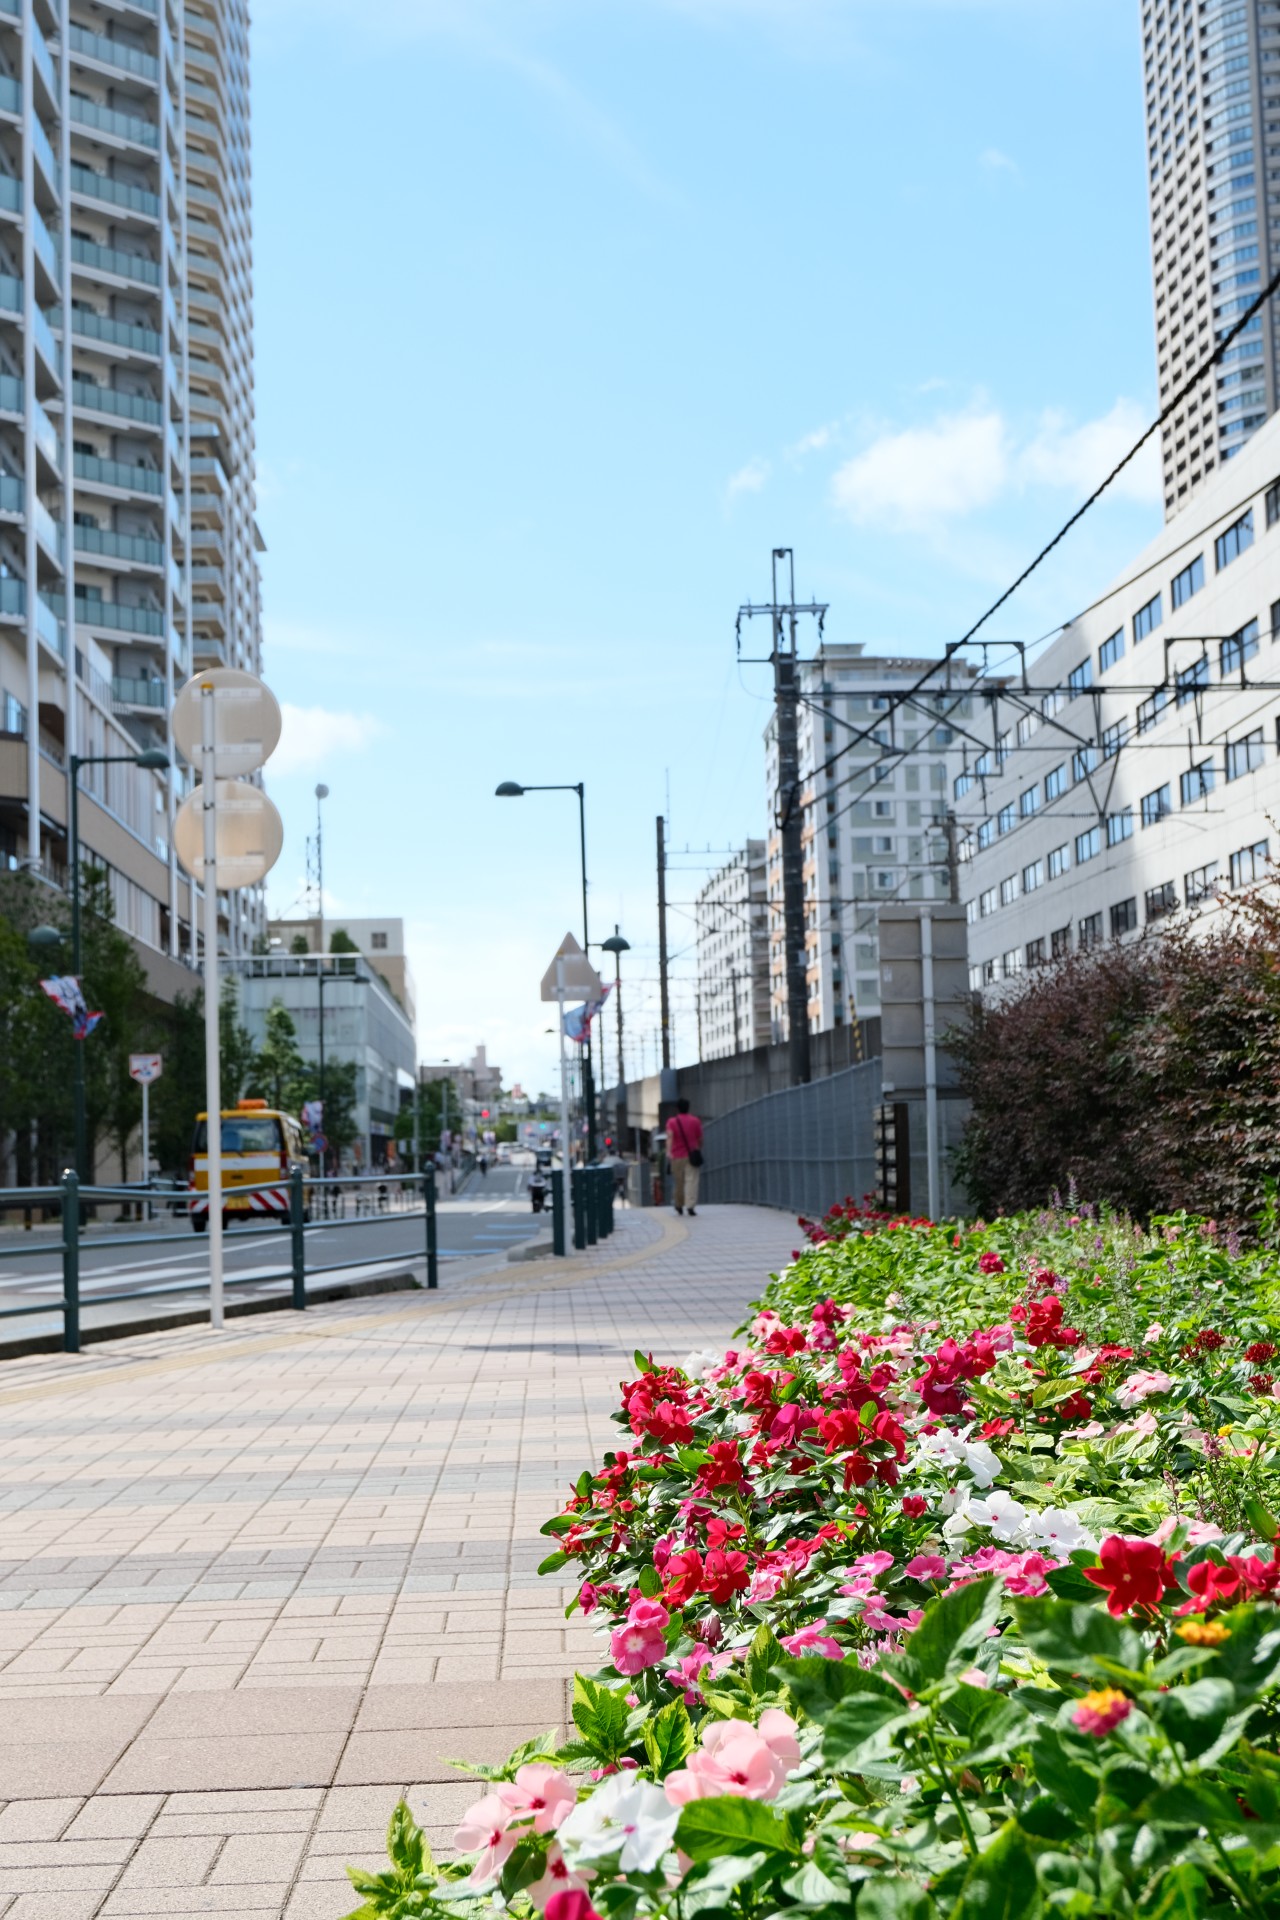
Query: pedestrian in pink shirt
667 1098 703 1216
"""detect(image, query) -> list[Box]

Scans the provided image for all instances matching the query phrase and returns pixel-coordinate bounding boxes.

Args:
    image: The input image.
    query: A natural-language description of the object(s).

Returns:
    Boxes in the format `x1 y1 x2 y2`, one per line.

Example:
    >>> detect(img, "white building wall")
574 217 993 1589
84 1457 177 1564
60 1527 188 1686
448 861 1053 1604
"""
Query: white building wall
695 841 768 1060
959 407 1280 983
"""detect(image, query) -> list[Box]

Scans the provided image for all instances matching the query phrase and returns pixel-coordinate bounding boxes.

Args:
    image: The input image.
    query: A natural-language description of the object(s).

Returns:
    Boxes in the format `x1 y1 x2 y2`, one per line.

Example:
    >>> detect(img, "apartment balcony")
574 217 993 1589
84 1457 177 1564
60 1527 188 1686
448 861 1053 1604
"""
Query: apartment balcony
70 97 160 153
32 115 58 197
45 588 164 639
0 372 18 420
73 450 163 498
74 524 164 570
32 208 58 293
31 21 57 117
0 74 19 121
0 174 18 221
67 375 162 429
111 674 166 711
192 595 224 637
69 162 160 223
192 627 226 666
71 236 160 290
67 23 160 85
190 521 225 559
0 474 20 517
0 272 21 316
55 306 162 361
0 575 23 620
36 593 64 656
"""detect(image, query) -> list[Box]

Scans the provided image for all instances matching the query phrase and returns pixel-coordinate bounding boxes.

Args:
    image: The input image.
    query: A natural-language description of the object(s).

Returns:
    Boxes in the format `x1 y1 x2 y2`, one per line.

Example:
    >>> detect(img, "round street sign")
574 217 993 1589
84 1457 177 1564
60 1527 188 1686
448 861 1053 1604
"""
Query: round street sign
174 780 284 888
171 668 281 779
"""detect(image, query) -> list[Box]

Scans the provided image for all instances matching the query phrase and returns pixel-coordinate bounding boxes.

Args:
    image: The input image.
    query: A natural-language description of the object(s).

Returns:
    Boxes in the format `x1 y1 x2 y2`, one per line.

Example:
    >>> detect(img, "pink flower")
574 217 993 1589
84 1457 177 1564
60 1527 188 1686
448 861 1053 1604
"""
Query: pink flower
528 1846 593 1910
778 1618 844 1659
455 1791 521 1886
610 1598 670 1675
664 1710 800 1806
1071 1687 1132 1737
545 1893 602 1920
1152 1516 1225 1547
664 1644 732 1702
1114 1369 1174 1410
498 1765 577 1835
850 1550 895 1578
904 1554 947 1582
1144 1323 1165 1344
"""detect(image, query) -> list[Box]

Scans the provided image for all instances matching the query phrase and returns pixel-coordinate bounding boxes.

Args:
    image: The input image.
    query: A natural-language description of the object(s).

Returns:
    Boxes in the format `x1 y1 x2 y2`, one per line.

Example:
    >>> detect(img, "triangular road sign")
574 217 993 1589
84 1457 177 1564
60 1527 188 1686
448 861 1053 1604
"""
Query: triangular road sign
541 932 602 1002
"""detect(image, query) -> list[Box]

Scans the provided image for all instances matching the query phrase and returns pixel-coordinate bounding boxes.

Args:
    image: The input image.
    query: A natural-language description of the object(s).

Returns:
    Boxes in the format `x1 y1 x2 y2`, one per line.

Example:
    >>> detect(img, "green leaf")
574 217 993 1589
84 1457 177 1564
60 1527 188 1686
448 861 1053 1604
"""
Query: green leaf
1027 1731 1100 1822
386 1801 427 1881
1149 1677 1237 1761
1012 1597 1146 1683
946 1819 1039 1920
1244 1497 1279 1546
641 1696 695 1776
675 1796 802 1861
905 1575 1003 1684
499 1836 549 1901
572 1674 632 1761
634 1348 655 1372
1139 1780 1247 1832
939 1686 1032 1768
774 1653 901 1722
745 1623 786 1698
637 1563 662 1599
537 1549 569 1575
855 1880 934 1920
822 1692 914 1771
1044 1563 1104 1603
1139 1861 1210 1918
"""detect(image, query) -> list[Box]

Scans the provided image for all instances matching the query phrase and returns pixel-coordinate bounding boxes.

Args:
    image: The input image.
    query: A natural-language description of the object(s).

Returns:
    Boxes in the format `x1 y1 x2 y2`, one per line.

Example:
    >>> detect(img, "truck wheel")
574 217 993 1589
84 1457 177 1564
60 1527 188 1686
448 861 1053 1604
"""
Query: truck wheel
192 1215 207 1233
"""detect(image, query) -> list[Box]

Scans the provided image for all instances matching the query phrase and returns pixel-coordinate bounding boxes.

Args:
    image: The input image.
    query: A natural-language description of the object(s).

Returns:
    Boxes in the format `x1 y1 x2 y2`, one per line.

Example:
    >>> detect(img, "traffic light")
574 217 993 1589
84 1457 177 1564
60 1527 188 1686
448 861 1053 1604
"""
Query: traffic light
481 1108 490 1119
873 1102 909 1212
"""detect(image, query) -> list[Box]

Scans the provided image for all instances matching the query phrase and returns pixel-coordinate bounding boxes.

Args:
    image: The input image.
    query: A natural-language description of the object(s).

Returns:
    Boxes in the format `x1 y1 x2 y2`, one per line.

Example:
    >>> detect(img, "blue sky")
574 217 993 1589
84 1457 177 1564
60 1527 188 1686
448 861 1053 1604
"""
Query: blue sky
251 0 1159 1096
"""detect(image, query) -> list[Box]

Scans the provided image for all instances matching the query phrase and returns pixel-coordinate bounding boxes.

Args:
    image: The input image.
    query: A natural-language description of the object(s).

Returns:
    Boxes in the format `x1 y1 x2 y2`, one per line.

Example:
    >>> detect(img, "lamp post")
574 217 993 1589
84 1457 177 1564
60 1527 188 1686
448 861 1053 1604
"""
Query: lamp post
495 779 599 1158
314 783 328 1171
601 929 630 1154
63 748 169 1178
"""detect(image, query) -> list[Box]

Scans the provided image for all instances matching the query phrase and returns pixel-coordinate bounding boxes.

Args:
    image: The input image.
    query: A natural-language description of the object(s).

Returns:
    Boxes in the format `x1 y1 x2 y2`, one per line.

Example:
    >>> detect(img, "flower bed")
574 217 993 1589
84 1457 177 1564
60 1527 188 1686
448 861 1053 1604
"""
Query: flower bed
346 1201 1280 1918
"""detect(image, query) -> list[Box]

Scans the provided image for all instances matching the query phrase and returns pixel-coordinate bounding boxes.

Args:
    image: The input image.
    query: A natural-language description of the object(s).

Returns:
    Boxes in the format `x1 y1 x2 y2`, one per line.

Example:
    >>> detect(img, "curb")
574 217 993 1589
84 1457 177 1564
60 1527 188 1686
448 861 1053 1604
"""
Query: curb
0 1269 420 1361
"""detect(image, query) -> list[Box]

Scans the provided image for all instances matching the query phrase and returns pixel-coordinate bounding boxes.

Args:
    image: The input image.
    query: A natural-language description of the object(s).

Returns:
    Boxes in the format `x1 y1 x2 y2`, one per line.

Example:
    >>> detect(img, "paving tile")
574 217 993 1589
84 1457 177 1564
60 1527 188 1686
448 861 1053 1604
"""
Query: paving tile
209 1832 308 1883
0 1805 82 1843
115 1833 222 1888
143 1687 361 1740
336 1724 553 1787
102 1732 345 1794
353 1682 563 1731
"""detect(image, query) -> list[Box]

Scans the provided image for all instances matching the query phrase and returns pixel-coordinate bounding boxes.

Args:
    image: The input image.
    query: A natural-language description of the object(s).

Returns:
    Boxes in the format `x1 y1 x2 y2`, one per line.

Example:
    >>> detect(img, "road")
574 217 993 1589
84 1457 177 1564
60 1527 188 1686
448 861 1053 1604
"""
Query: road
0 1162 548 1348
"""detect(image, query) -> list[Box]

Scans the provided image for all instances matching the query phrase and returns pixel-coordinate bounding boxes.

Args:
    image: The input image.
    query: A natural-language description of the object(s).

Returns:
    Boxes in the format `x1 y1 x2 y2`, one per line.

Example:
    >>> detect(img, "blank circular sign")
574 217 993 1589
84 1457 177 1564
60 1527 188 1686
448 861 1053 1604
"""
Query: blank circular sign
174 780 284 888
171 669 281 779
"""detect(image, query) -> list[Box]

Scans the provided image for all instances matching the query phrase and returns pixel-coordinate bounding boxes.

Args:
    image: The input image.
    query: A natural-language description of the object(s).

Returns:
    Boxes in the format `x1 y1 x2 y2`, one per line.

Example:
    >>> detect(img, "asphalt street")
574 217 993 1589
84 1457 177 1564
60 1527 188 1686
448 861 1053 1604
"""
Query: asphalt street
0 1162 548 1349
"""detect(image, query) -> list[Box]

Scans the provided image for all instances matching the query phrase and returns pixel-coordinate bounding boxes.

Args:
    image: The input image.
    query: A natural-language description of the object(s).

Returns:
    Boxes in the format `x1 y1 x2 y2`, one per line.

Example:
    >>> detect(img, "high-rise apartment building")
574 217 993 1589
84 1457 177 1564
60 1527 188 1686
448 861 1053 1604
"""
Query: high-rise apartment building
763 644 976 1039
695 841 769 1061
0 0 263 959
1143 0 1280 517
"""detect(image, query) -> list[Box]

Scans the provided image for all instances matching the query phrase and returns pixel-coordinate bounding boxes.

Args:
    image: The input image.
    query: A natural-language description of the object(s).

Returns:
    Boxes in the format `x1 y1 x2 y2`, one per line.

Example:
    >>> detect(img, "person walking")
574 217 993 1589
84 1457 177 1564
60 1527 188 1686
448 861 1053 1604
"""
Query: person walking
667 1098 704 1217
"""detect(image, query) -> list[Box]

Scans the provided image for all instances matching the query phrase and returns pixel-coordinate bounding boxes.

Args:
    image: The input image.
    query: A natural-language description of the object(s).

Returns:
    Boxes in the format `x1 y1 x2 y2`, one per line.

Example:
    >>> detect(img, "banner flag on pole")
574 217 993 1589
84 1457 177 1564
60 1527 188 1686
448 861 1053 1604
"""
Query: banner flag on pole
39 975 104 1040
562 980 611 1042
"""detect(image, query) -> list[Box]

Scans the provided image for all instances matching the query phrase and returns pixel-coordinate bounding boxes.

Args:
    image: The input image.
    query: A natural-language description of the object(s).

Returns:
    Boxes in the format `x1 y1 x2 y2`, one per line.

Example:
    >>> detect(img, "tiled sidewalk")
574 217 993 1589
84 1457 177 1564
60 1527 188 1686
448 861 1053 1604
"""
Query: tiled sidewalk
0 1202 799 1920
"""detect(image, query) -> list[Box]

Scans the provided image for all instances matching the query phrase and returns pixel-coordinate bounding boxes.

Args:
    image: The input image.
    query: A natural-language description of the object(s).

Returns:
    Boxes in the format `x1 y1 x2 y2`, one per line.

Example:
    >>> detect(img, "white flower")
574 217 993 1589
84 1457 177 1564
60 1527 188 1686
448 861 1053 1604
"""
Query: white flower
681 1348 724 1380
558 1774 679 1874
941 1488 1096 1555
1032 1507 1097 1554
913 1429 1001 1490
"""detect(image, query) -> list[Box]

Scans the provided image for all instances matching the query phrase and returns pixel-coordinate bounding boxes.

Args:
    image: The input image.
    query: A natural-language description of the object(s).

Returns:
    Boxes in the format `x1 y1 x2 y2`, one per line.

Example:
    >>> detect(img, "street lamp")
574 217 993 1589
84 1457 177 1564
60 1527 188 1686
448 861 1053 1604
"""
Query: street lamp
495 779 599 1157
314 783 329 1168
66 748 169 1178
601 929 630 1154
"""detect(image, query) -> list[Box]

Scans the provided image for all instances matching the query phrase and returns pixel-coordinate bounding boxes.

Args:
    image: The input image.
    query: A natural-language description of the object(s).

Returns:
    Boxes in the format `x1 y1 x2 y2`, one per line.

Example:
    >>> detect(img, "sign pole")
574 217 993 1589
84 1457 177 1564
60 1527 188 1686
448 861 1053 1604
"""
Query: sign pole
141 1075 149 1213
556 955 570 1257
201 682 224 1330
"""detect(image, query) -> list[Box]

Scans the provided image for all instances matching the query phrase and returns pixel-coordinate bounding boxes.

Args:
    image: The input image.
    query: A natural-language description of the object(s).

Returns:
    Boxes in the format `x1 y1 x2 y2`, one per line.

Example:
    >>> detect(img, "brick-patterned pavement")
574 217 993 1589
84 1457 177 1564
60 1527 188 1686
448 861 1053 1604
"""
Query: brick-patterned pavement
0 1202 798 1919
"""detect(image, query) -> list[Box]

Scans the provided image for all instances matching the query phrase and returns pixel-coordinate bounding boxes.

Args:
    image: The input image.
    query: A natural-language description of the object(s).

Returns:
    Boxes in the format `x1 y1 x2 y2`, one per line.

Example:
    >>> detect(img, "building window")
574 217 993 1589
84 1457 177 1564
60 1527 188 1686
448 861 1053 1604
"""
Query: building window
1185 861 1220 906
1098 629 1125 674
1102 718 1128 759
981 958 997 985
1271 598 1280 645
1170 553 1204 606
1016 712 1040 745
1221 617 1260 677
1026 936 1046 968
1072 744 1098 782
1226 727 1265 781
1048 843 1071 880
1022 858 1044 893
954 770 973 799
1050 924 1071 959
1042 688 1066 720
1136 688 1169 734
998 804 1015 835
1079 912 1104 949
1230 839 1269 887
1002 949 1023 979
1180 760 1214 805
1267 477 1280 527
1044 763 1066 801
1141 784 1173 826
2 692 25 736
1067 659 1094 697
1000 874 1020 907
1106 809 1134 846
977 819 995 851
1110 897 1138 937
1134 592 1164 642
996 730 1011 768
1075 826 1101 863
965 897 979 925
1019 784 1040 818
1215 507 1254 569
1175 655 1210 706
979 887 997 917
958 832 974 863
1146 881 1179 922
371 931 388 950
968 964 984 992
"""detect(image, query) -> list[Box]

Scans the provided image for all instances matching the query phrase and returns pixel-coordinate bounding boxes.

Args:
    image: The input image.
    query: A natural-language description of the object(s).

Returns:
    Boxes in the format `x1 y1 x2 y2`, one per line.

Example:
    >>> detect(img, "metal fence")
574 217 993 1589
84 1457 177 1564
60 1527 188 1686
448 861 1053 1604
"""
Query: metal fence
701 1061 884 1219
0 1168 441 1353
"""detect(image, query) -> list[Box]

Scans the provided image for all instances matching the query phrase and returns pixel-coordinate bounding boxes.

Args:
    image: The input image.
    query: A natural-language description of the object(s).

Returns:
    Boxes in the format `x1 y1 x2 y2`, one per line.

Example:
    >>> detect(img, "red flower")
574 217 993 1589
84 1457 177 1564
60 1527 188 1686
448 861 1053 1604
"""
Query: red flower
1024 1296 1082 1350
765 1325 808 1356
700 1549 750 1604
696 1440 746 1491
979 1416 1017 1439
546 1893 602 1920
644 1400 695 1446
661 1549 703 1607
1251 1373 1275 1395
817 1409 866 1455
1177 1558 1243 1613
1055 1391 1094 1423
901 1495 927 1517
1246 1341 1277 1364
843 1453 874 1489
977 1251 1006 1274
1083 1536 1180 1617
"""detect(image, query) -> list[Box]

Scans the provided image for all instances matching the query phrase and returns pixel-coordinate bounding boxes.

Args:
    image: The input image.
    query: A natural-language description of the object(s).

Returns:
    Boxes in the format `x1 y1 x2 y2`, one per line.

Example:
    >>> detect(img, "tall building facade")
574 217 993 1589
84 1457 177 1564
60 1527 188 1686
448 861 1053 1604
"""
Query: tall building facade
0 0 263 957
959 405 1280 985
763 644 976 1039
695 841 769 1061
1143 0 1280 516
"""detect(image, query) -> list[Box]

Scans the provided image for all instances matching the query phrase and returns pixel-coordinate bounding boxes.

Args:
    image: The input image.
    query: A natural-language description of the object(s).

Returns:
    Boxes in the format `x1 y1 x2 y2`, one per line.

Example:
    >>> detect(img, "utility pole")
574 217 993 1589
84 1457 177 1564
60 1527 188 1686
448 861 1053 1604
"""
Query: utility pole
736 548 828 1087
656 813 671 1071
729 962 742 1056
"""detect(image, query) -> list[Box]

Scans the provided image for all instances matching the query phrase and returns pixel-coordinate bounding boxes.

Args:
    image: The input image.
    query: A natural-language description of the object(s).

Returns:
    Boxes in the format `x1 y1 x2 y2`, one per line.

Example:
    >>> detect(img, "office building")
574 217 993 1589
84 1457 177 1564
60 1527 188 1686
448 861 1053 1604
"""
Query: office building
0 0 264 961
959 406 1280 985
763 643 976 1039
1143 0 1280 515
695 841 769 1060
269 914 417 1031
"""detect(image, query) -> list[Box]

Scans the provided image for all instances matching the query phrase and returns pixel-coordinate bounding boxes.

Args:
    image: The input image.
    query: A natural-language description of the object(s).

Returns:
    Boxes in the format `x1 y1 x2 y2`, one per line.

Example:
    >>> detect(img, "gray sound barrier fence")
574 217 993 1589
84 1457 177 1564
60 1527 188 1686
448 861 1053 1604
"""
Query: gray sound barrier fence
701 1060 884 1220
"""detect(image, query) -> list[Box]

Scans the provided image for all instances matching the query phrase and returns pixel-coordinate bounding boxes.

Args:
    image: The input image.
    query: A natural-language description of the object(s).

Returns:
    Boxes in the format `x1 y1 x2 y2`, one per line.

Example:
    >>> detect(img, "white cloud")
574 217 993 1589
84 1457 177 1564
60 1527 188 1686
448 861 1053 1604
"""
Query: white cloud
724 456 770 505
1021 399 1161 506
979 146 1018 176
786 422 837 461
830 398 1160 533
271 704 383 777
831 410 1010 531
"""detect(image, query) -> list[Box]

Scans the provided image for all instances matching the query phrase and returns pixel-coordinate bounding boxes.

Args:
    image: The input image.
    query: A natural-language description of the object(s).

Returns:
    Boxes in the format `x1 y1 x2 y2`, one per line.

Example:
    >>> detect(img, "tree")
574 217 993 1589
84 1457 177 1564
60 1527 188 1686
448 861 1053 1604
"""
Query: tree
290 933 310 955
329 927 359 954
301 1056 358 1166
219 976 258 1104
147 990 206 1177
393 1078 458 1163
247 1001 308 1112
77 866 149 1184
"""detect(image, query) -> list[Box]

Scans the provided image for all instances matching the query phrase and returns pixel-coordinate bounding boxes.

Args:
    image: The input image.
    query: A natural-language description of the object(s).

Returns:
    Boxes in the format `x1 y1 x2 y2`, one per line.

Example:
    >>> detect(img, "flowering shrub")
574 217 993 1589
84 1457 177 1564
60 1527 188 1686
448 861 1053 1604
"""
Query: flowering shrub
345 1203 1280 1918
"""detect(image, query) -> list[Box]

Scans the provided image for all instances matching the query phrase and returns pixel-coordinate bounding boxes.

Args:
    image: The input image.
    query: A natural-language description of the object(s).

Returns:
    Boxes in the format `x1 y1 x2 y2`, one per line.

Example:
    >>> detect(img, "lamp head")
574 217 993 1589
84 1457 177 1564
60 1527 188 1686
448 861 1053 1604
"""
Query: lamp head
135 748 169 770
316 783 329 801
27 923 63 951
601 934 630 955
494 781 524 798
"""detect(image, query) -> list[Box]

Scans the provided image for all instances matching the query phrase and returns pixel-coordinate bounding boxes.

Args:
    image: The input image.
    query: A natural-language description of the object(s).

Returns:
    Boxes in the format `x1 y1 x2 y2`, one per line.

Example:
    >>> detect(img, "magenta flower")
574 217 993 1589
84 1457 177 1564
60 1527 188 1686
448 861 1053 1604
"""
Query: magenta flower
779 1618 844 1659
610 1597 670 1675
904 1553 947 1582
